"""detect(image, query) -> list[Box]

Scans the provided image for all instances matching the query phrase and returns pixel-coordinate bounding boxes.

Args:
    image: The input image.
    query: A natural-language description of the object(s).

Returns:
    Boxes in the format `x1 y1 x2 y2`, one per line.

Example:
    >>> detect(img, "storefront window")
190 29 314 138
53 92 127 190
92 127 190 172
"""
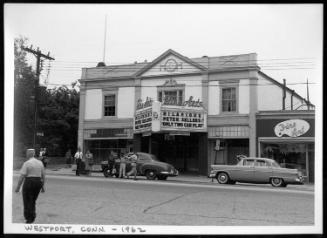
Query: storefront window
261 143 308 176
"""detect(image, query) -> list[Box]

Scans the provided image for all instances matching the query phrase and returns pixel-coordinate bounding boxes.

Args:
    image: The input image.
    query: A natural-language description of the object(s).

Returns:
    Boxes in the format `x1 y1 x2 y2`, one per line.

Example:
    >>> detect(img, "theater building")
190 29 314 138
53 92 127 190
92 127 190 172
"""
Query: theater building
77 49 314 174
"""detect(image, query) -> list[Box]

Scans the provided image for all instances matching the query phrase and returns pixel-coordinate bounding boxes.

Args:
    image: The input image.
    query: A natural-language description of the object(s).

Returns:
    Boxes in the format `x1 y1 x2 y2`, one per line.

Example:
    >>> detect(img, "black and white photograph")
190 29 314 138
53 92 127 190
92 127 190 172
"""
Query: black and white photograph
4 3 323 235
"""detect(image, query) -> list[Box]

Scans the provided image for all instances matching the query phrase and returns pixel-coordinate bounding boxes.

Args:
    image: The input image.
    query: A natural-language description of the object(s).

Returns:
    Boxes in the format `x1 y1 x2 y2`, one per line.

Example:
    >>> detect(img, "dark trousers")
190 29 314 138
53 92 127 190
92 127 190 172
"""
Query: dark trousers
76 159 81 176
22 177 43 223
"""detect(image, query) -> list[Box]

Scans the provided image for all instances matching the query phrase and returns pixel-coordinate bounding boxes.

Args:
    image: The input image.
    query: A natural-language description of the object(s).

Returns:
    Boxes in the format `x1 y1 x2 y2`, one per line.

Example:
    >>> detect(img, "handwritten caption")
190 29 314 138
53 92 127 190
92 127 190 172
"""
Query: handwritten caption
24 225 146 234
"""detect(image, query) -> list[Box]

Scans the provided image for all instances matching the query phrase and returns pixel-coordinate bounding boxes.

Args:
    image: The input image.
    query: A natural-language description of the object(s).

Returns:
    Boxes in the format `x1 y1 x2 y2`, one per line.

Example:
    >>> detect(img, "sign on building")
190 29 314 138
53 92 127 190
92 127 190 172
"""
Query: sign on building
134 97 207 134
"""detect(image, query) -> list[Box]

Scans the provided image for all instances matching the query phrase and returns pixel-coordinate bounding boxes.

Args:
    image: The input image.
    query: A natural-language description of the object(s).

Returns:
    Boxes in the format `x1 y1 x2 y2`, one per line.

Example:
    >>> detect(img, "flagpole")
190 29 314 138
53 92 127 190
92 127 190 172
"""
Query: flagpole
103 14 108 63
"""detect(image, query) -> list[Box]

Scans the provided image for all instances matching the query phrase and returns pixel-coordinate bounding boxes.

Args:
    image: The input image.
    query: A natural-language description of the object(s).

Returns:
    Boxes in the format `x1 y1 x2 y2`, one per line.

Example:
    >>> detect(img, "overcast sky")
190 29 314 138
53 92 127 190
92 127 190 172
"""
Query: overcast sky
5 4 323 105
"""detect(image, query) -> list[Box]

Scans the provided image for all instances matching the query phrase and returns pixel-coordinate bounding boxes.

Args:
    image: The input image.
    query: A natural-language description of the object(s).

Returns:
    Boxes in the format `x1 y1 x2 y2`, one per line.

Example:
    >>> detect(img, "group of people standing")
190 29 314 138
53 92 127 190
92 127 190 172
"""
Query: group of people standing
108 151 138 180
73 147 94 176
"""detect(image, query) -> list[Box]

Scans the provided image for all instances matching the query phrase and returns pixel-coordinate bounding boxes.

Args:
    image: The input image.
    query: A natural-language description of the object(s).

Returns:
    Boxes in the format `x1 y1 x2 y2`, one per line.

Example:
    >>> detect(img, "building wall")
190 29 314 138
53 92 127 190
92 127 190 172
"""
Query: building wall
140 75 203 102
257 74 306 111
257 76 282 111
84 87 135 120
85 89 102 119
142 55 199 77
239 79 250 114
208 81 219 115
207 77 250 115
117 87 135 118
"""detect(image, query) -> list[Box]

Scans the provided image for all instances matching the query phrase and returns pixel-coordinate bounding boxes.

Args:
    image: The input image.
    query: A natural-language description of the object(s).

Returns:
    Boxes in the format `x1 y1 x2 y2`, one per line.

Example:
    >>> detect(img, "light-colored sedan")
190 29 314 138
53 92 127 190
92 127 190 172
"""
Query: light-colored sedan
208 156 304 187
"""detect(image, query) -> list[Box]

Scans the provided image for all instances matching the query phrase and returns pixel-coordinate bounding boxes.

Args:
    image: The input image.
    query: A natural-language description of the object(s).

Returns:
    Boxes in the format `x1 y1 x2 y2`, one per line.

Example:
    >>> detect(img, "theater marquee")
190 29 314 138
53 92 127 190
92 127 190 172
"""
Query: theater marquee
134 98 207 134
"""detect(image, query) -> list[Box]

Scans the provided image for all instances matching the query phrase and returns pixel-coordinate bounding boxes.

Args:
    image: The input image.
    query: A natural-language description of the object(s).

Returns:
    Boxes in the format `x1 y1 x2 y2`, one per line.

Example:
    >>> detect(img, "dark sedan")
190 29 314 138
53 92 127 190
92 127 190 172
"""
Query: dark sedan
101 152 179 180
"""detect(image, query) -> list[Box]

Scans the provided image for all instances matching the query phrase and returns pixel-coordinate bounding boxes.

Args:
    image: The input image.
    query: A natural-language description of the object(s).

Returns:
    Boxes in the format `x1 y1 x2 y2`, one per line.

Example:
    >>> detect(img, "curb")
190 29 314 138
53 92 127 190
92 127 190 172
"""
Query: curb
13 169 314 192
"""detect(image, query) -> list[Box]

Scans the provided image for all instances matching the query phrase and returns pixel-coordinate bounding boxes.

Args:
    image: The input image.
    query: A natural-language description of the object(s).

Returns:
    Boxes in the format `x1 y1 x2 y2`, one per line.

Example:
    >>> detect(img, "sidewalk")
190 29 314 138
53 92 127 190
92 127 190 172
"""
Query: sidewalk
29 166 315 191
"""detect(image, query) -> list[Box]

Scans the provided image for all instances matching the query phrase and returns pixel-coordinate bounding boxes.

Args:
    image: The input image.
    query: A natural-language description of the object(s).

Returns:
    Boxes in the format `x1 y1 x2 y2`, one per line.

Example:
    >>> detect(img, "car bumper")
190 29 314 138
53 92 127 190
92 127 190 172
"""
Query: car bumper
286 177 304 185
208 172 216 178
160 170 179 177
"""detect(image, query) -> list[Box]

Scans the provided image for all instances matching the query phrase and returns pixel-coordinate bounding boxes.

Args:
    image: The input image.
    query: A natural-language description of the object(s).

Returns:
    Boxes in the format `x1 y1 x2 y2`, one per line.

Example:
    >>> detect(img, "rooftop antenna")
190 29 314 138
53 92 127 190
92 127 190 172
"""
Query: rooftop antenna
306 78 310 110
102 14 108 64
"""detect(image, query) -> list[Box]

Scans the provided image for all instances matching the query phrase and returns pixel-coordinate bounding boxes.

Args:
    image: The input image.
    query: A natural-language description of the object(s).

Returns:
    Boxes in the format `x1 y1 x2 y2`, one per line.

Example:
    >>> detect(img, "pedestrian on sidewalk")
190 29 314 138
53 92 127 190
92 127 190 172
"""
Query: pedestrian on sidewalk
127 154 138 180
119 154 127 178
85 150 94 175
40 148 49 168
74 147 83 176
15 148 45 224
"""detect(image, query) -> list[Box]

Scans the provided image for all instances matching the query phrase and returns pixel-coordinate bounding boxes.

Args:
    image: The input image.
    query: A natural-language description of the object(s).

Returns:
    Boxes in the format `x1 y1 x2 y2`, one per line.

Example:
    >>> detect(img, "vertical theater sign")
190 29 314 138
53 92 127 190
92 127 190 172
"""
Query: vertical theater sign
134 96 207 135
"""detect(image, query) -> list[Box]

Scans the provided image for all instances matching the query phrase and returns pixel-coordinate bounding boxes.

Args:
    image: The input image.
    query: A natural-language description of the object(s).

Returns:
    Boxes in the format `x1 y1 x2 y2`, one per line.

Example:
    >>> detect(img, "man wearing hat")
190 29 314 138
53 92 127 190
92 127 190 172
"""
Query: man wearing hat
126 154 138 180
15 149 45 224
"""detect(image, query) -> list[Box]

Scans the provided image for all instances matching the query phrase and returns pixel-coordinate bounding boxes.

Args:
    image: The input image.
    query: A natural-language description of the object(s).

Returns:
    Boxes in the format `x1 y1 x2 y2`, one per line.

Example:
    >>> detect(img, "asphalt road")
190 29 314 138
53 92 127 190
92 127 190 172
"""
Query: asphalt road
12 175 314 226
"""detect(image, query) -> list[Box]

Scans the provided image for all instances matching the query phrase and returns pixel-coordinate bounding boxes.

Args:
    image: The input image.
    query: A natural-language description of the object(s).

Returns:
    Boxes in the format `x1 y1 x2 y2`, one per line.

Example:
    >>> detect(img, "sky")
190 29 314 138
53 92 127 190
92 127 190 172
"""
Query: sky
5 4 323 106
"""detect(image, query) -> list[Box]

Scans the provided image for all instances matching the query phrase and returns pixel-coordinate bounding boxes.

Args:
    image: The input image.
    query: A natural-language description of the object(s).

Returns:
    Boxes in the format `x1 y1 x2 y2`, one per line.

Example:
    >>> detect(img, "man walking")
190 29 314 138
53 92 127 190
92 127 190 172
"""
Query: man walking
15 149 45 224
74 147 83 176
127 154 138 180
119 154 127 178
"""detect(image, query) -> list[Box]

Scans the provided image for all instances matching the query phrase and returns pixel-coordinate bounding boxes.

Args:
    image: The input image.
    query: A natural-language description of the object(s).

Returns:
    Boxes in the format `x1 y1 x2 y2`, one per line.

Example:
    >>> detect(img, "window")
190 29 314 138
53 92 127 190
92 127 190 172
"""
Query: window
104 95 116 116
158 90 184 105
255 160 267 167
243 159 255 166
222 87 236 112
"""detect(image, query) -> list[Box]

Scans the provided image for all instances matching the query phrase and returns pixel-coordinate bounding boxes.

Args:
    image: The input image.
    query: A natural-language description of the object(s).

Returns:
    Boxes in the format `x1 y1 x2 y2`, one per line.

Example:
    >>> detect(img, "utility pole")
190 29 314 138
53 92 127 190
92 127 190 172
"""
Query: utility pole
22 45 55 149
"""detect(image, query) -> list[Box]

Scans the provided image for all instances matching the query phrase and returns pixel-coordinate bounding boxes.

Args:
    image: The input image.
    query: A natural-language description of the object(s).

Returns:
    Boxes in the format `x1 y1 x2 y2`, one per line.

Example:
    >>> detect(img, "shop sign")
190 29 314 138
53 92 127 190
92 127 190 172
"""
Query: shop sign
85 128 133 139
274 119 310 137
134 108 152 132
162 96 203 108
161 109 206 131
136 97 153 110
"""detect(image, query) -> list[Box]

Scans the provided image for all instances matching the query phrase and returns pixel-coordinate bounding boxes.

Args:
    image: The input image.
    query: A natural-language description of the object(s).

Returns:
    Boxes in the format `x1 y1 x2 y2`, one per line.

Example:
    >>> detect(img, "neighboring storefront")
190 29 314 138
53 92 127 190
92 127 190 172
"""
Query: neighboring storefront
83 128 134 164
256 111 315 183
133 97 208 174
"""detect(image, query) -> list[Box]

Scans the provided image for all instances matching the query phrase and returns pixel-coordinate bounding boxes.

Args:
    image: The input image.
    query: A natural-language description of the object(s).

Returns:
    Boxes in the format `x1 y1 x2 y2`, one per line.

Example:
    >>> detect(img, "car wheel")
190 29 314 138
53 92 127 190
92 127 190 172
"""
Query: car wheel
217 172 229 184
103 169 110 178
271 177 284 187
145 170 157 180
158 175 167 180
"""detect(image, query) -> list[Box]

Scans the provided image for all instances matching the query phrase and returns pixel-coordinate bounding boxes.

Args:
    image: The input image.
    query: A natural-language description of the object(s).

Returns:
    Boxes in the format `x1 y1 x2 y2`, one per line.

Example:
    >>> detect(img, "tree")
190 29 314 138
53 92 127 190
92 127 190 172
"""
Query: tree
37 84 79 156
14 37 37 156
14 36 80 157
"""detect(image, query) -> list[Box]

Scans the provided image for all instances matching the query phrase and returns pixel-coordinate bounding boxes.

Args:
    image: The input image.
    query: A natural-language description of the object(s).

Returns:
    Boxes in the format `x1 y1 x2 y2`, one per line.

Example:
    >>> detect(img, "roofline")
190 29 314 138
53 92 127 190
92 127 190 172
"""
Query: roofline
134 49 207 77
258 71 314 107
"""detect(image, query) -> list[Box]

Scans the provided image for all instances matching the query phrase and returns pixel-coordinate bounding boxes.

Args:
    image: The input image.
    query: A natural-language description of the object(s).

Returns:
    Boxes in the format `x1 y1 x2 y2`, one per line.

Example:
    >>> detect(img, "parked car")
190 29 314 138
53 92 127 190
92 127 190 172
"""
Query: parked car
208 156 304 187
101 152 179 180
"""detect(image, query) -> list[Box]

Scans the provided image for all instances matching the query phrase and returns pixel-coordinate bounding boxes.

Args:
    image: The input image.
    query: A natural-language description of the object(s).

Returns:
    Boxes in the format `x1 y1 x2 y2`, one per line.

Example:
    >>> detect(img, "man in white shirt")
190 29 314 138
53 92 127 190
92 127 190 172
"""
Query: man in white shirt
74 147 83 176
15 149 45 223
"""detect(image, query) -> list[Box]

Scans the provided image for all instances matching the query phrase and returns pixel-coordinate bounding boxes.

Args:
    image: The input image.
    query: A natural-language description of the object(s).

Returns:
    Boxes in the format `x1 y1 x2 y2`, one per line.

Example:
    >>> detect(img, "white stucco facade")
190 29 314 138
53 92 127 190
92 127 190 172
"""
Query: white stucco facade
208 81 219 115
117 87 135 118
85 89 102 120
142 55 199 77
257 77 283 111
238 79 250 114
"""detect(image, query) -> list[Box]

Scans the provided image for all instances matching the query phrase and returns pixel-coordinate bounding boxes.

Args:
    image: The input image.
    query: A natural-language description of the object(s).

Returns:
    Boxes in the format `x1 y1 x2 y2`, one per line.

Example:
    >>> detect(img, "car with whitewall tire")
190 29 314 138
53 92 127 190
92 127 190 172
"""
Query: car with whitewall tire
209 156 304 187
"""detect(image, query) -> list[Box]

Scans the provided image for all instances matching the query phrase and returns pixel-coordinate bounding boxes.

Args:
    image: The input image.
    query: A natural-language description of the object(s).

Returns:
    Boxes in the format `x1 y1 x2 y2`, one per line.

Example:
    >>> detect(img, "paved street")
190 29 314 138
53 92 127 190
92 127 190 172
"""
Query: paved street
12 174 314 226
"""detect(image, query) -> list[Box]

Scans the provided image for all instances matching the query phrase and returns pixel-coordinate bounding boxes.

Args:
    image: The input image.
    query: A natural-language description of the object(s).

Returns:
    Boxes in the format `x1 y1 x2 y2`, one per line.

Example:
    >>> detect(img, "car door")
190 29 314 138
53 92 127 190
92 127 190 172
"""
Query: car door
135 153 150 174
253 159 273 183
235 159 255 182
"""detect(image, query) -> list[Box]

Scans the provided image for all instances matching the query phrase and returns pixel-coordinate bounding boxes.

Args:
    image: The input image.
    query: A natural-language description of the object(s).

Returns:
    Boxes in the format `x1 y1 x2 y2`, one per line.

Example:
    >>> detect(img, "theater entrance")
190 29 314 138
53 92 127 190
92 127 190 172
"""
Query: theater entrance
140 133 207 174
